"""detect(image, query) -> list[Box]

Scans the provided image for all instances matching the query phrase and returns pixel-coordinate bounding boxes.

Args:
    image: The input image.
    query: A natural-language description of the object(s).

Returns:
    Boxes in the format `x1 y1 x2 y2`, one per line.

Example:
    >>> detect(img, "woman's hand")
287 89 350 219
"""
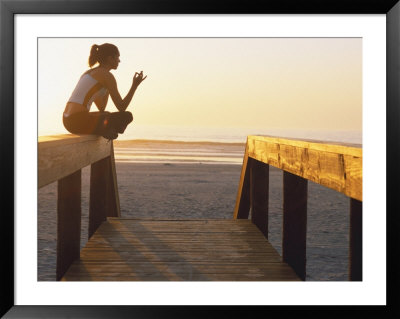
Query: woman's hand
133 71 147 88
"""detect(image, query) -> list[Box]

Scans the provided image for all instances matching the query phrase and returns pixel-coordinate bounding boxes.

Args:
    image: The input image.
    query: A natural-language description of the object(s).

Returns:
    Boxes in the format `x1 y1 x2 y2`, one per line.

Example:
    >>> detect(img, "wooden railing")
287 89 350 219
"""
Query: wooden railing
234 135 362 281
38 134 120 281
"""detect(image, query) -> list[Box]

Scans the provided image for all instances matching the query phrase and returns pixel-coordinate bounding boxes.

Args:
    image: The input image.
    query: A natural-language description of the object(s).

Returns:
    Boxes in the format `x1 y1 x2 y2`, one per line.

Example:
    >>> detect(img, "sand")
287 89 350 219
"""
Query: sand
38 162 349 281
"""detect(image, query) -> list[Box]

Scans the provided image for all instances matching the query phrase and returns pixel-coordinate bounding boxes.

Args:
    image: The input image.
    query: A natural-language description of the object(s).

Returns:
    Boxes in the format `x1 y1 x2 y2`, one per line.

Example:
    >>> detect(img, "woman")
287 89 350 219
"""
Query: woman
63 43 147 140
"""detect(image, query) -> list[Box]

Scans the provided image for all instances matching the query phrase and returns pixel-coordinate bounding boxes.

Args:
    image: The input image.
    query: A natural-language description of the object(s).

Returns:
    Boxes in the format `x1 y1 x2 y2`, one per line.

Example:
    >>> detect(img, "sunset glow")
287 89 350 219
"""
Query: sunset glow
38 37 362 138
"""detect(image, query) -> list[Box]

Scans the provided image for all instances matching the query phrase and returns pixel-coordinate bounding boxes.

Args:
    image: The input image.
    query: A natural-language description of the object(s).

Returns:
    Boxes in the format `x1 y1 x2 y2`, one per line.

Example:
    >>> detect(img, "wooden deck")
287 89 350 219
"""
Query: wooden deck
62 218 300 281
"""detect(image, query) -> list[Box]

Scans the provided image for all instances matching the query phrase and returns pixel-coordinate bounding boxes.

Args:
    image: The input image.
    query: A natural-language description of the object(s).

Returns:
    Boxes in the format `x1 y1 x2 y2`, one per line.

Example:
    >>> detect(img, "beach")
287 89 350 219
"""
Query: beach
38 142 350 281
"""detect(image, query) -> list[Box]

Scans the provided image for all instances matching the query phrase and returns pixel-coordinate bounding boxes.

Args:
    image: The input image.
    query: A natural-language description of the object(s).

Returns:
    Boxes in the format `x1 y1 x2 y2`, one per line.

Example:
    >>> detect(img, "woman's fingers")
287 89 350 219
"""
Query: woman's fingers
133 71 147 83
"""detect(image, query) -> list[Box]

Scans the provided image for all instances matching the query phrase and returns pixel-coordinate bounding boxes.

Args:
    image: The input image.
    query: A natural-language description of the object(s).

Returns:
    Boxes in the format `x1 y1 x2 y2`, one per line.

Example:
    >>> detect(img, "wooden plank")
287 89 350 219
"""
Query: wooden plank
246 135 362 201
38 134 111 188
39 134 102 147
63 272 299 281
282 171 308 281
56 169 81 281
247 135 362 156
78 253 283 263
82 246 282 254
89 233 276 246
233 144 251 219
82 239 281 254
62 260 300 281
97 219 263 233
106 218 255 223
62 219 301 281
349 199 362 281
65 263 298 275
250 158 269 238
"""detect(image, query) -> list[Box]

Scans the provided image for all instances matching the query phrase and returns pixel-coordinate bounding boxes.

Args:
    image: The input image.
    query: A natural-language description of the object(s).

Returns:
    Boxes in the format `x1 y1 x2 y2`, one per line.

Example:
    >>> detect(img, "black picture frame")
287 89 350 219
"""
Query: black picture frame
1 0 399 317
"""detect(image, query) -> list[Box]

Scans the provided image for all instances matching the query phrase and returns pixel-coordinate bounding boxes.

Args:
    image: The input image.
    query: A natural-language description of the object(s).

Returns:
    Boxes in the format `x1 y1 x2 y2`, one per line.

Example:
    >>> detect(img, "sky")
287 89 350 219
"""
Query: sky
38 37 362 137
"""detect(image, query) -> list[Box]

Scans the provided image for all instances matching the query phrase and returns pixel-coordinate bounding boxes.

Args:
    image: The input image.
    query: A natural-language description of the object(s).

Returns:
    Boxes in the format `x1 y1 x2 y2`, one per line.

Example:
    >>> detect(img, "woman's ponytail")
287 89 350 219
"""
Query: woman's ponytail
88 43 119 68
88 44 99 67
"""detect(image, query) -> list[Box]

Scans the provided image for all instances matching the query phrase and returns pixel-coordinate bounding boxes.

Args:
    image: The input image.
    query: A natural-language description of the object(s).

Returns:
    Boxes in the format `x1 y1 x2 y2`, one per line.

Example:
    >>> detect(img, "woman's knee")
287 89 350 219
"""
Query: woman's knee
124 111 133 123
108 111 133 129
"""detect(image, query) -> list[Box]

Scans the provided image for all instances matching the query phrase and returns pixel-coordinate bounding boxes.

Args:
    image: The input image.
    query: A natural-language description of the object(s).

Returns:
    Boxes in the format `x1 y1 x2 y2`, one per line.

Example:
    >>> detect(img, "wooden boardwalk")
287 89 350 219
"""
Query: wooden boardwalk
40 134 361 282
62 218 300 281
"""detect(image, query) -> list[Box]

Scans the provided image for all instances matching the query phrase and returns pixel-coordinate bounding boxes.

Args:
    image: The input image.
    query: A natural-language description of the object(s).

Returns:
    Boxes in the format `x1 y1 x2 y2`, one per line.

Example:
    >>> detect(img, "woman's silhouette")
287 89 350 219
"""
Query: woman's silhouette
63 43 147 140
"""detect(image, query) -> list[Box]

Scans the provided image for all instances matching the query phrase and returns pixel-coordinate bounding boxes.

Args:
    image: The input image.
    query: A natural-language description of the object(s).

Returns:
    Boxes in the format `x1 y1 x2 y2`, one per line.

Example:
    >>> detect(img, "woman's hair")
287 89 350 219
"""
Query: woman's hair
88 43 119 67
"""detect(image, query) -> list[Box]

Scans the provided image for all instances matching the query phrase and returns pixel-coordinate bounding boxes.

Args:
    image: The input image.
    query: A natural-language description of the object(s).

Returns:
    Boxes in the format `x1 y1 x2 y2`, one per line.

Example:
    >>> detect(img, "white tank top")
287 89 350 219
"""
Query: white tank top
68 73 108 111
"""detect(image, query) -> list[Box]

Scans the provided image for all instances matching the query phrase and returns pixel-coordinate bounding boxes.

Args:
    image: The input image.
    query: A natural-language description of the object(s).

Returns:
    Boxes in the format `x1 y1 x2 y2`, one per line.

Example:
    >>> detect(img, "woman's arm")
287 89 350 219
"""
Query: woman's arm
104 71 146 112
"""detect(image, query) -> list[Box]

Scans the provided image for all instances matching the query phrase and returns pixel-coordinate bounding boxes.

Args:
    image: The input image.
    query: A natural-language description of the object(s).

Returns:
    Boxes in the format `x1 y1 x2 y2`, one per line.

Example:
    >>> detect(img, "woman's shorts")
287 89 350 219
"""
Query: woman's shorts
63 111 133 136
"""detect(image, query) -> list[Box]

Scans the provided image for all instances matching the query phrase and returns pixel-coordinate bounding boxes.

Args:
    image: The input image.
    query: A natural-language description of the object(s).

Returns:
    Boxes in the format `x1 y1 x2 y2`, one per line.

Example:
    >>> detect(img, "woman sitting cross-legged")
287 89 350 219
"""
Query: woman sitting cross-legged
63 43 147 140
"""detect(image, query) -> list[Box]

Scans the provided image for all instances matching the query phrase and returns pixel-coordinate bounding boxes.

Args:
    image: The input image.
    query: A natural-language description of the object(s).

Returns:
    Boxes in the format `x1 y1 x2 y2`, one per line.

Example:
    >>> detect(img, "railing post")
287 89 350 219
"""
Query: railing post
89 157 109 239
250 158 269 238
282 171 308 281
349 198 362 281
234 151 251 219
56 169 81 281
89 143 120 239
107 143 120 218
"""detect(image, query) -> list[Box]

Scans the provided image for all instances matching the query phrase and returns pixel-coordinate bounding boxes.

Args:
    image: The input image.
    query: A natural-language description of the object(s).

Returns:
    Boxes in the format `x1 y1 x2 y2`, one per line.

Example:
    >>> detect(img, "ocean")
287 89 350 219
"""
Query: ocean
117 125 362 144
40 125 362 145
113 125 362 164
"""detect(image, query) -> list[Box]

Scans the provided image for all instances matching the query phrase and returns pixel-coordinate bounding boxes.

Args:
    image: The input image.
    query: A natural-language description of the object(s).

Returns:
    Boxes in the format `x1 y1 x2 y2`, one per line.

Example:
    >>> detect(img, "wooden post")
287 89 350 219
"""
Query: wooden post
56 169 81 281
349 198 362 281
106 143 120 218
250 158 269 239
233 152 251 219
282 171 308 281
89 157 109 239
